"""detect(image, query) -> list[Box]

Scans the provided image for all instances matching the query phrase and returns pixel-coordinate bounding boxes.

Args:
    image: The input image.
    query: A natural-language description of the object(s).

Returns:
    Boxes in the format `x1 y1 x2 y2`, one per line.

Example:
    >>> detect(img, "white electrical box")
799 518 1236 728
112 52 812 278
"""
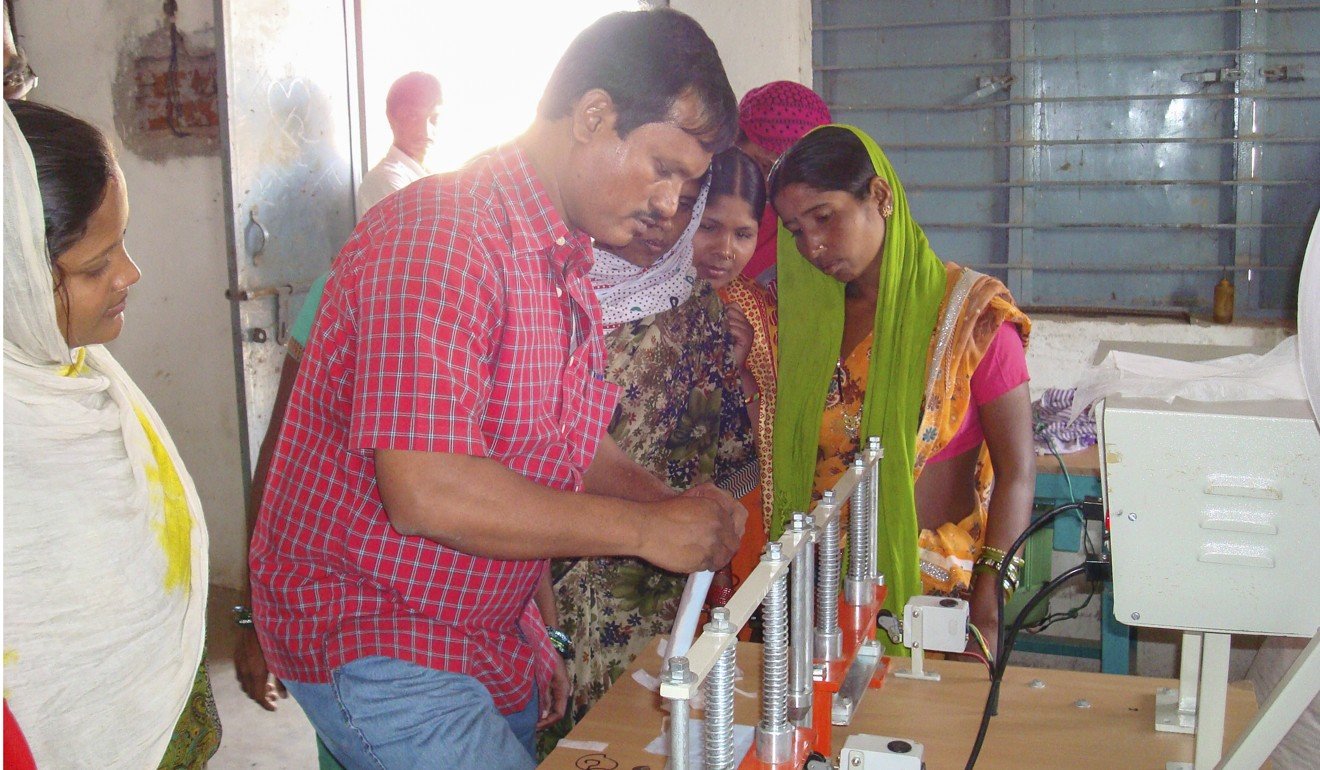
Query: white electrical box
839 734 925 769
1099 347 1320 637
902 595 968 653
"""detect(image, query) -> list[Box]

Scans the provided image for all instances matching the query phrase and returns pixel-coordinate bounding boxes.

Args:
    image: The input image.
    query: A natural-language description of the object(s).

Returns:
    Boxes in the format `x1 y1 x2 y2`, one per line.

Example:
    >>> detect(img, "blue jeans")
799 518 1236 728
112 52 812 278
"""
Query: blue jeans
285 656 538 770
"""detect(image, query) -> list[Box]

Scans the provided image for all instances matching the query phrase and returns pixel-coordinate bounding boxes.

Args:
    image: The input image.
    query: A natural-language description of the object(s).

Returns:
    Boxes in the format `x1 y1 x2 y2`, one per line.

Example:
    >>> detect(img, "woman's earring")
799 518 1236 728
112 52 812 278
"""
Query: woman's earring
882 200 894 219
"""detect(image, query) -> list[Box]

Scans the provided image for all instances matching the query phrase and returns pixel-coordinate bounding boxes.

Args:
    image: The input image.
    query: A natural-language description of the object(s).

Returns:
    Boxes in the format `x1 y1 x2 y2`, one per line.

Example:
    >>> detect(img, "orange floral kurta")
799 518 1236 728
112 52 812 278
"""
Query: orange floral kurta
719 275 779 589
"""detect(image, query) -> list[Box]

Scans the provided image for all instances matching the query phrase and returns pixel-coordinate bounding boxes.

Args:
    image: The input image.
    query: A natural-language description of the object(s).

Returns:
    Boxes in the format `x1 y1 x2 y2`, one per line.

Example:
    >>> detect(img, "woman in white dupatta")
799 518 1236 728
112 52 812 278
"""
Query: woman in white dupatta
3 101 215 767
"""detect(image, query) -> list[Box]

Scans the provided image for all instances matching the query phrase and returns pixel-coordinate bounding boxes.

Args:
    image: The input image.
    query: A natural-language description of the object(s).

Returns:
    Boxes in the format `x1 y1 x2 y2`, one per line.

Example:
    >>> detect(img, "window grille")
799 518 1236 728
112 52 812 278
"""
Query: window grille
813 0 1319 318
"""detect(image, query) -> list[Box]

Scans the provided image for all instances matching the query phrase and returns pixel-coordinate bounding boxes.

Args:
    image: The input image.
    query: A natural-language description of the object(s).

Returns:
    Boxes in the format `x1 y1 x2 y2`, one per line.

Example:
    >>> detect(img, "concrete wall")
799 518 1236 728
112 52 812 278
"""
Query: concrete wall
1025 315 1292 396
14 0 247 588
673 0 814 97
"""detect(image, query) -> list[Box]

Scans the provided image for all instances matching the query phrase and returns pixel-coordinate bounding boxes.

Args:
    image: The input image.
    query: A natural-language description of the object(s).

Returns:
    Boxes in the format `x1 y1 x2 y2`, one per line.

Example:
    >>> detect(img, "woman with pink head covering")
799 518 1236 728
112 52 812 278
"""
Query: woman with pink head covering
736 81 832 283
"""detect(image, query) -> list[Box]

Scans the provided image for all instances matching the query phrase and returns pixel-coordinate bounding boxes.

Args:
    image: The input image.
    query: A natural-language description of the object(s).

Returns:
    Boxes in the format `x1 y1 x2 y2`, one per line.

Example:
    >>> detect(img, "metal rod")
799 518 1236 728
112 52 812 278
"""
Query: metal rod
756 542 793 763
906 178 1317 190
956 262 1298 274
815 491 843 661
852 135 1320 151
665 657 693 770
788 511 815 716
704 608 736 770
815 3 1319 32
833 91 1318 113
224 280 314 302
920 222 1312 232
845 454 873 606
1018 305 1192 321
1006 0 1036 305
865 438 884 584
816 46 1320 72
1234 0 1267 311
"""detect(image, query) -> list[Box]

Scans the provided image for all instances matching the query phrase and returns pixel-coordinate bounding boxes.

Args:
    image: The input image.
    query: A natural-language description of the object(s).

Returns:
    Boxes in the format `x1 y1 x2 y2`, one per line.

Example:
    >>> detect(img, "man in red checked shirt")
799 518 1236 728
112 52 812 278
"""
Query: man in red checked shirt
248 9 744 769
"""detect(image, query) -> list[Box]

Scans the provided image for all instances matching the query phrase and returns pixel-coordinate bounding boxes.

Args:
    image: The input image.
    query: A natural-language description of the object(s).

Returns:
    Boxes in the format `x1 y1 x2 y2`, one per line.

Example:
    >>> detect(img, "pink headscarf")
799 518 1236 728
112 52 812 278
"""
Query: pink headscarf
737 81 832 156
737 82 833 280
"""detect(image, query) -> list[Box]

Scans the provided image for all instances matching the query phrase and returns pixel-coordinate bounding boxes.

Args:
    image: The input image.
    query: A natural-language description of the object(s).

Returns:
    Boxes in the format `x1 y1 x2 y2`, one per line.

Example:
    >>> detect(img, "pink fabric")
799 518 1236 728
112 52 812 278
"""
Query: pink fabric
927 322 1029 463
744 205 780 283
737 82 831 279
738 81 832 157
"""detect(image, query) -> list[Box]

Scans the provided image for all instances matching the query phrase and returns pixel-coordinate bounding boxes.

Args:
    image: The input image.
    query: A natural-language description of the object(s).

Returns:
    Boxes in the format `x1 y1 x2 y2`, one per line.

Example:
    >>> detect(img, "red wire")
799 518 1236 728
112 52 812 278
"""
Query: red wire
963 649 994 679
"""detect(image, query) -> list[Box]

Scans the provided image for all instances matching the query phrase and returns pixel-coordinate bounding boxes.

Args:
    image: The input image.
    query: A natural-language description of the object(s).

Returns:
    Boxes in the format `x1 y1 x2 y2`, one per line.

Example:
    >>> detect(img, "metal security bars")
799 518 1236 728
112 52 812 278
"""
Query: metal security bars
813 0 1320 318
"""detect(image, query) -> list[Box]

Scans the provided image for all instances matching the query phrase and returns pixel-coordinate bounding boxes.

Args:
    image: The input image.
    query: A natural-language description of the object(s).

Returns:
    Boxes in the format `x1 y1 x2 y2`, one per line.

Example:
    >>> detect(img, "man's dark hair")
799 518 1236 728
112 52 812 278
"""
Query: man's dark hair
537 8 737 153
385 72 442 117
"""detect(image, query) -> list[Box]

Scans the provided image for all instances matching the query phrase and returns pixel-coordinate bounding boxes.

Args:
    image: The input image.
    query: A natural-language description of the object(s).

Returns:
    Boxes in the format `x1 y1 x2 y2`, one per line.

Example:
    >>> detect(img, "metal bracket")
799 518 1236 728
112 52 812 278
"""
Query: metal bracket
1180 68 1241 85
226 281 306 347
274 284 293 346
244 207 269 264
1261 64 1303 83
831 639 882 724
960 74 1014 104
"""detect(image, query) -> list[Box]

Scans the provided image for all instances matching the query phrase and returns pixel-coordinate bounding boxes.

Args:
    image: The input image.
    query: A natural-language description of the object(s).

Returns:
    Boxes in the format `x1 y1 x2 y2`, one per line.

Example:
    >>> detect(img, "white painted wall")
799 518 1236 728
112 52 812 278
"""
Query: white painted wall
673 0 813 97
15 1 247 588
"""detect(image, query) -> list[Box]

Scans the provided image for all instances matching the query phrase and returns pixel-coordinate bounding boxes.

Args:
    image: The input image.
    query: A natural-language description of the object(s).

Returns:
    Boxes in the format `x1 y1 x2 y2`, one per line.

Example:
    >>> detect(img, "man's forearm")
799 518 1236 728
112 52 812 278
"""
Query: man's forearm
377 448 651 561
581 433 676 502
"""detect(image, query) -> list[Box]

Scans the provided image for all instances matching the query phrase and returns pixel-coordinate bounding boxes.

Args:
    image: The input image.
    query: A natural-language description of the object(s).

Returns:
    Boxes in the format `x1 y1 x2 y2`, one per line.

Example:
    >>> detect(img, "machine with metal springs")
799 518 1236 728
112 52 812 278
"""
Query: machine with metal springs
660 437 889 769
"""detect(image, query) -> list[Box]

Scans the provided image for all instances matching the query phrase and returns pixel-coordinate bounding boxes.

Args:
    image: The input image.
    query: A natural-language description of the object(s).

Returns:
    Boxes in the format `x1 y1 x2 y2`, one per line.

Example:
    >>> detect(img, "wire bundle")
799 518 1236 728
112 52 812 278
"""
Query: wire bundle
964 502 1102 770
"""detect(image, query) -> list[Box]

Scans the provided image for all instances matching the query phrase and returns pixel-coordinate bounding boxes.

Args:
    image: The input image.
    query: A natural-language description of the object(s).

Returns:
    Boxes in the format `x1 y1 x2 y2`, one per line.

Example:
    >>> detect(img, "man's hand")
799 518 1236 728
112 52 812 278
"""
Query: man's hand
639 484 744 574
537 654 570 729
234 626 287 711
725 305 754 369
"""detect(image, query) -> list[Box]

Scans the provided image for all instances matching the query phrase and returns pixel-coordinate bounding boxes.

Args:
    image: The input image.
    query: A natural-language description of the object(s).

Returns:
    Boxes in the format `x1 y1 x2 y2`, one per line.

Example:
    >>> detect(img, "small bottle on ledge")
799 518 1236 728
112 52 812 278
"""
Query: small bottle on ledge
1213 276 1235 324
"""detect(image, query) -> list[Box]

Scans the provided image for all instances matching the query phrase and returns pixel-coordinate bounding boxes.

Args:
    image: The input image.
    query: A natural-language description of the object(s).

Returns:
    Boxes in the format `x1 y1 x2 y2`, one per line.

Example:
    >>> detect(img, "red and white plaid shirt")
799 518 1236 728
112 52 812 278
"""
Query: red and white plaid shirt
250 145 619 713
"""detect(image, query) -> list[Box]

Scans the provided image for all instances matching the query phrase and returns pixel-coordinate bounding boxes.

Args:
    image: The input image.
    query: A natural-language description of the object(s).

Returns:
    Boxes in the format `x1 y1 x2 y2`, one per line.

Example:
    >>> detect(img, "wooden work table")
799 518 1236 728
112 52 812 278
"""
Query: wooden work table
540 639 1259 770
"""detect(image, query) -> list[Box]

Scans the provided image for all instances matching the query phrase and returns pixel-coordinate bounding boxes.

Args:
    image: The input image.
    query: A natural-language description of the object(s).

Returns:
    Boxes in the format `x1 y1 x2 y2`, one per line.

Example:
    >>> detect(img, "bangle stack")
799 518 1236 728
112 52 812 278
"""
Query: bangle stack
232 604 254 628
546 625 575 661
974 546 1026 600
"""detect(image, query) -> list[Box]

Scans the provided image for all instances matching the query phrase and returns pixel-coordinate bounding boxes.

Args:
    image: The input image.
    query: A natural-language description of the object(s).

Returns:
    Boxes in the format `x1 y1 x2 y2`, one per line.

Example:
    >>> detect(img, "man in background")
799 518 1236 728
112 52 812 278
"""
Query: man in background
356 70 442 215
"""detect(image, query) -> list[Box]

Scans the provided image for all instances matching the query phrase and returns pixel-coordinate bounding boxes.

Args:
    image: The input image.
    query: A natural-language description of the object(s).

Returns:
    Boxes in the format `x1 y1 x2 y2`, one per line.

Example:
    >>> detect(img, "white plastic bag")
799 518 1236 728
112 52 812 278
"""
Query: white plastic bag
1068 336 1307 422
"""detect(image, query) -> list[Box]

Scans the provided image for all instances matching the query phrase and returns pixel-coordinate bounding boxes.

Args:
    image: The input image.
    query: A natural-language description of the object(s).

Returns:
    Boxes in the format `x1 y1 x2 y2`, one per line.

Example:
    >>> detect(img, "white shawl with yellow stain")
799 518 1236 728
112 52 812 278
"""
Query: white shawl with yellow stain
2 102 208 768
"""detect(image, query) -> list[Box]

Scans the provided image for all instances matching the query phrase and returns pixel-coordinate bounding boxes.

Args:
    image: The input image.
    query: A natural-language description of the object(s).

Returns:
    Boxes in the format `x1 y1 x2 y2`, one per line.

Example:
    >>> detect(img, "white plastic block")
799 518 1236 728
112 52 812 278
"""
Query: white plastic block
839 734 925 769
902 595 969 654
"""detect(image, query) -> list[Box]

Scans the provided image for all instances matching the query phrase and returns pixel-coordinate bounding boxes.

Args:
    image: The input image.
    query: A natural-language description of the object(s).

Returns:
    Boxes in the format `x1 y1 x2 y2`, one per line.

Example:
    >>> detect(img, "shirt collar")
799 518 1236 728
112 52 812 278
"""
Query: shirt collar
491 144 590 273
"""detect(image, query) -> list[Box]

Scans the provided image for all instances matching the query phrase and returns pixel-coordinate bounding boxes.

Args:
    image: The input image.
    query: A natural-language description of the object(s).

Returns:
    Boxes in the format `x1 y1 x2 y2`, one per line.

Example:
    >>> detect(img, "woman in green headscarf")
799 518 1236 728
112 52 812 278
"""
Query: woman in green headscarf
770 125 1035 655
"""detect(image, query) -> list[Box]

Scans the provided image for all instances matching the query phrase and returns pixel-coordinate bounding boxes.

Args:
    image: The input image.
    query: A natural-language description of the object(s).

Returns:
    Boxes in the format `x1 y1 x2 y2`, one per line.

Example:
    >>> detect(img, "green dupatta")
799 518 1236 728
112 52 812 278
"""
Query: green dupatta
771 125 947 641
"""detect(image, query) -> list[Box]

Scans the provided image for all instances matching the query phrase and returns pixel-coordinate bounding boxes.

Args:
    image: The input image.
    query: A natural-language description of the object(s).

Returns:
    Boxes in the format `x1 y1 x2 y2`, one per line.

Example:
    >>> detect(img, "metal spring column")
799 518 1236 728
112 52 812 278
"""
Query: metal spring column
864 437 885 584
756 542 793 762
815 490 843 660
788 511 816 718
845 453 874 606
664 657 693 770
704 608 737 770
